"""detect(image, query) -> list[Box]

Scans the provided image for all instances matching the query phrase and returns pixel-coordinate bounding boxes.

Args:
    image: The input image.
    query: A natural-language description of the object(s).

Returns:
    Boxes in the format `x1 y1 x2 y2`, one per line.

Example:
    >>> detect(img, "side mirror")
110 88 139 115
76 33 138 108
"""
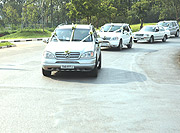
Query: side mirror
155 29 159 32
43 38 49 44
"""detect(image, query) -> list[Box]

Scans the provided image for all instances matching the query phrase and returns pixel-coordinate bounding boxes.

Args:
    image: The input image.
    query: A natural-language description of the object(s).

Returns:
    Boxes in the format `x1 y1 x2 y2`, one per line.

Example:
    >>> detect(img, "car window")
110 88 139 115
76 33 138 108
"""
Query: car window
103 25 122 32
140 26 155 32
55 28 92 42
159 27 165 31
123 26 129 32
158 22 169 27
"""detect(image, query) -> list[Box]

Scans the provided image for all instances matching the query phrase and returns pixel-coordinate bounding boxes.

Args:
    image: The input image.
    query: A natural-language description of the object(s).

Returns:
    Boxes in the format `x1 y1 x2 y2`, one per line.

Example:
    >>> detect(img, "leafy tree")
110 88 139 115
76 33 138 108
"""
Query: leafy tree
130 0 152 29
2 3 21 29
67 0 101 24
154 0 180 21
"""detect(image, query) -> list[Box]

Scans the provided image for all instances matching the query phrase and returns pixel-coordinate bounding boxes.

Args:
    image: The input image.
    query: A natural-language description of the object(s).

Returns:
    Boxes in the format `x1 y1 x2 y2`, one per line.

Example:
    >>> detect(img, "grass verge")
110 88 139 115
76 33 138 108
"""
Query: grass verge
0 42 14 47
0 29 51 40
130 23 157 32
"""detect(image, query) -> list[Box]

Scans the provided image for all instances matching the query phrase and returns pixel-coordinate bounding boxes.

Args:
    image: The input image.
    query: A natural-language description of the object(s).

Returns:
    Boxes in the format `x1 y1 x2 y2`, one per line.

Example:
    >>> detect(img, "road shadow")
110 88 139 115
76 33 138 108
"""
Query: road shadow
101 47 158 53
49 68 147 85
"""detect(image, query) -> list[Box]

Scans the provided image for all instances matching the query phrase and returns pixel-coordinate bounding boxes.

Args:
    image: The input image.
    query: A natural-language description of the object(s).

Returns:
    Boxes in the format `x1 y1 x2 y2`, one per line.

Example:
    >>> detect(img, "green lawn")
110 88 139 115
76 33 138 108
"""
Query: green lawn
0 29 51 40
130 23 157 32
0 42 14 47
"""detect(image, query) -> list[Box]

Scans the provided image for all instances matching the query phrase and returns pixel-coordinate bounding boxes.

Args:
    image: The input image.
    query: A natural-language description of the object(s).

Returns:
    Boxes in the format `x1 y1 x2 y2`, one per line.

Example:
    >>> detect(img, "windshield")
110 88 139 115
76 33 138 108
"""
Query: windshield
158 22 169 27
103 25 122 32
140 26 155 32
54 28 93 42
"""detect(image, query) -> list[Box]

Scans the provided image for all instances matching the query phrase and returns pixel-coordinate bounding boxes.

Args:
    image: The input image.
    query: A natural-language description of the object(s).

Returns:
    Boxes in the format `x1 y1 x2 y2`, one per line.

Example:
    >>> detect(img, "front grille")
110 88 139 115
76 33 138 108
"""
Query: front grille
135 34 144 36
55 52 80 59
56 61 79 64
103 37 111 40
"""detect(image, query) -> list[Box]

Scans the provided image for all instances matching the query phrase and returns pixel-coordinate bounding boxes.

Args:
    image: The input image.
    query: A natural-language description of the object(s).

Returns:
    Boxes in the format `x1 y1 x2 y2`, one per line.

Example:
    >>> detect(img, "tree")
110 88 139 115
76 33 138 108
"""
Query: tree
2 3 21 29
154 0 180 21
67 0 101 24
130 0 152 29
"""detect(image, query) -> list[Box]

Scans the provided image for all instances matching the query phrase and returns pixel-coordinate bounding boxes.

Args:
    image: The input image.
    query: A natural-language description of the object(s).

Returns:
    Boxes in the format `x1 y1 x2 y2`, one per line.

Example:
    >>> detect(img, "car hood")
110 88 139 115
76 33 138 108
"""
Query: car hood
45 41 94 53
98 32 120 38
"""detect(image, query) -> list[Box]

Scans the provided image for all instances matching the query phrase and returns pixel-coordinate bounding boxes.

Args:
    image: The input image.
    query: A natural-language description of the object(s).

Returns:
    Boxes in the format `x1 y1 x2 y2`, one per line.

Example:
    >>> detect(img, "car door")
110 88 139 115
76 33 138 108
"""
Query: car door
122 25 130 44
168 22 174 35
159 26 165 39
153 26 161 40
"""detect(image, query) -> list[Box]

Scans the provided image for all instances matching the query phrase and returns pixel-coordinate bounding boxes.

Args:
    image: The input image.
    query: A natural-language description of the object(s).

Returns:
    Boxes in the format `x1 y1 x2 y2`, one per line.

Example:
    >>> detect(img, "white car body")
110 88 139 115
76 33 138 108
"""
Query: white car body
41 24 101 77
133 25 168 43
98 23 133 50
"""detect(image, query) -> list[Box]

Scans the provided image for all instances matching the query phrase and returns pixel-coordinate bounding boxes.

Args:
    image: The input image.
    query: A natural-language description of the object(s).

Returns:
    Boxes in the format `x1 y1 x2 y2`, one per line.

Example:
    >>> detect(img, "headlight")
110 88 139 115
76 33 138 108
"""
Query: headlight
81 51 94 58
43 51 55 59
111 37 119 40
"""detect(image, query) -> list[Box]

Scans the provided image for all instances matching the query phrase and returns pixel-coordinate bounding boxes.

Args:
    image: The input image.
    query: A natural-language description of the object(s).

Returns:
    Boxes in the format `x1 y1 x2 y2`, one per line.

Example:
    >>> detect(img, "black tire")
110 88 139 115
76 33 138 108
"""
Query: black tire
97 53 101 69
162 35 167 42
175 31 179 37
134 40 137 43
149 36 154 43
42 68 51 77
117 39 123 50
127 38 132 49
90 59 98 77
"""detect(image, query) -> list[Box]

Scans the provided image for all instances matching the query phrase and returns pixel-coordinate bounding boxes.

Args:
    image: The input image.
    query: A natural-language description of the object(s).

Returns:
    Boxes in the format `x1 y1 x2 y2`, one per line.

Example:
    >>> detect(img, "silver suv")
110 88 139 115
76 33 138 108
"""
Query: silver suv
157 20 179 37
42 24 101 77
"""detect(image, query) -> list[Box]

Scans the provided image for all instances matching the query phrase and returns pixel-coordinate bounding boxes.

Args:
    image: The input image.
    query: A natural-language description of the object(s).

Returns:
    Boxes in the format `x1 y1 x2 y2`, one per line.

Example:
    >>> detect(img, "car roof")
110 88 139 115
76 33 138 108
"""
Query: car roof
56 24 92 29
158 20 177 23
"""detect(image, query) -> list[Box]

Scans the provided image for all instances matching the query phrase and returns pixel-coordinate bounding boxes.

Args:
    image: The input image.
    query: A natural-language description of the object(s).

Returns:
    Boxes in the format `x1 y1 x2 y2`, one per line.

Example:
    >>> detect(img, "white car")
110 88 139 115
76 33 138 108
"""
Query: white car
133 25 169 43
98 23 133 50
41 24 101 77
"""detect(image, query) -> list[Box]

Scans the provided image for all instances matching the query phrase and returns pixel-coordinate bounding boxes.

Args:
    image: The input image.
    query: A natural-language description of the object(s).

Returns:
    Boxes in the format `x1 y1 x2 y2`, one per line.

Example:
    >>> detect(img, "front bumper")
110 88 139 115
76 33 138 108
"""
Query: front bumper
42 58 96 72
100 40 119 48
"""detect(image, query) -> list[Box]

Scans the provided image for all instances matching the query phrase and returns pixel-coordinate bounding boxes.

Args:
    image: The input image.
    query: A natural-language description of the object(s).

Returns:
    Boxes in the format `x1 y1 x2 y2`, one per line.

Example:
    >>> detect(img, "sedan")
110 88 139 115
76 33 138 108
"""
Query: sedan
133 25 169 43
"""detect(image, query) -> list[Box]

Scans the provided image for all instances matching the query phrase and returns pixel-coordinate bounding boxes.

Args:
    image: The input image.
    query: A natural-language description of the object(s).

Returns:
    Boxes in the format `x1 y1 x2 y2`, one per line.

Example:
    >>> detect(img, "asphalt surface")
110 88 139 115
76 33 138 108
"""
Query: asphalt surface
0 37 180 133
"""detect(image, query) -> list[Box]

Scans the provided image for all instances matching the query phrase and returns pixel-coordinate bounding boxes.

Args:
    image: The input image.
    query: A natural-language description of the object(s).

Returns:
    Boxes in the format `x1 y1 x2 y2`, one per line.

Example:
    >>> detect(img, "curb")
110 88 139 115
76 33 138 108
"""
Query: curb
0 45 16 49
0 38 44 43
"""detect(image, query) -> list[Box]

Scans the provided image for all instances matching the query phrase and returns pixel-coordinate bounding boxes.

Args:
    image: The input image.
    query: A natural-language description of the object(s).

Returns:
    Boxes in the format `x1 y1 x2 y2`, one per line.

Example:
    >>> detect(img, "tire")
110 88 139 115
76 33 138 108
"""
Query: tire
127 38 132 49
90 59 98 77
42 68 51 77
134 40 137 43
149 36 154 43
175 31 179 37
117 39 122 50
162 35 167 42
97 53 101 69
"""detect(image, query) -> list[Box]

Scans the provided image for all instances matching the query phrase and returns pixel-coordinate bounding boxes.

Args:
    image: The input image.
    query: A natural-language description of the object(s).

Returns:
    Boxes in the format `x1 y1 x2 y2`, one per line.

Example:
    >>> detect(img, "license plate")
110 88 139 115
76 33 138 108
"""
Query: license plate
61 65 74 69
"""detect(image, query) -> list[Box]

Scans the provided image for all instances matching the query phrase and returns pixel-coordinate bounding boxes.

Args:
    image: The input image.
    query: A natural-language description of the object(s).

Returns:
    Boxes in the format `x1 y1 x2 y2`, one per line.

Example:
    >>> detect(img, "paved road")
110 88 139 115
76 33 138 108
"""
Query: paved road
0 38 180 133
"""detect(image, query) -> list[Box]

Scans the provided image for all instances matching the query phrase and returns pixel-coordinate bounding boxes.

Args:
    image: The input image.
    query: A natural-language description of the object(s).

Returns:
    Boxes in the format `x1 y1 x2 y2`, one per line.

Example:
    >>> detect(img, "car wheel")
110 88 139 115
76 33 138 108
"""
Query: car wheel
162 35 167 42
89 59 98 77
42 68 51 77
134 40 137 43
149 36 154 43
117 39 122 50
127 38 132 49
175 31 179 37
97 53 101 69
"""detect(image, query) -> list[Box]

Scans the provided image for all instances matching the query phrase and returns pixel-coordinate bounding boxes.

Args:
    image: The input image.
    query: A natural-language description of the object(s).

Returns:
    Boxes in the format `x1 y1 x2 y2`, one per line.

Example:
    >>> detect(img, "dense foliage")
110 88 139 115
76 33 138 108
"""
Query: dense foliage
0 0 179 30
